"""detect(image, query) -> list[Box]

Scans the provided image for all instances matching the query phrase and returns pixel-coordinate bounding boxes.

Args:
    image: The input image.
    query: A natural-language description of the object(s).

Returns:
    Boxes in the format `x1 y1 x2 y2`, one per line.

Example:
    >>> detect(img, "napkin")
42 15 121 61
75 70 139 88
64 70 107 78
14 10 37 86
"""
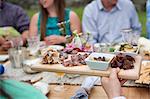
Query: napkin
71 76 100 99
0 55 9 62
138 37 150 50
33 81 50 95
22 58 41 74
23 58 41 66
71 88 88 99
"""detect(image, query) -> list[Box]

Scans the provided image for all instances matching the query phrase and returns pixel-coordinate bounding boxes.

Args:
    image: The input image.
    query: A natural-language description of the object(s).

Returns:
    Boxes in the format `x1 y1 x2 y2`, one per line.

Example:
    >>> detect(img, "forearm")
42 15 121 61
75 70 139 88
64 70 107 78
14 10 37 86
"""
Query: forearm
0 36 6 45
21 30 29 46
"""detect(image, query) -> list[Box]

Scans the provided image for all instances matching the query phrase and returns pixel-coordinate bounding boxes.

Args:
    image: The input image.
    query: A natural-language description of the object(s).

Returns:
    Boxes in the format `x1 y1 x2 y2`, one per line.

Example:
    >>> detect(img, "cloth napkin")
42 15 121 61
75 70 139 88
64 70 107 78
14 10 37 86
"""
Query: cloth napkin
33 81 50 95
22 58 41 74
71 76 100 99
138 37 150 50
71 87 88 99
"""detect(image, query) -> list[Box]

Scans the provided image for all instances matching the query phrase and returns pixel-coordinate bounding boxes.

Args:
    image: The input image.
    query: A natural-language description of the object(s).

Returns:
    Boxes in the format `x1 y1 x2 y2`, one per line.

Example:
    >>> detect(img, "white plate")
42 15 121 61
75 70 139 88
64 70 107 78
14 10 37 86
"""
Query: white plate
0 55 9 62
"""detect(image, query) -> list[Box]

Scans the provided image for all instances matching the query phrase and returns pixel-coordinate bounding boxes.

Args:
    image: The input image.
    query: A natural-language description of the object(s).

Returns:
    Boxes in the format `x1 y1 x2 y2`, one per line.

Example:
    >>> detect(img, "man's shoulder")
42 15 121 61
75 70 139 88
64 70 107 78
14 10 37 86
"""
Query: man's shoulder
4 2 24 11
119 0 134 7
84 0 98 13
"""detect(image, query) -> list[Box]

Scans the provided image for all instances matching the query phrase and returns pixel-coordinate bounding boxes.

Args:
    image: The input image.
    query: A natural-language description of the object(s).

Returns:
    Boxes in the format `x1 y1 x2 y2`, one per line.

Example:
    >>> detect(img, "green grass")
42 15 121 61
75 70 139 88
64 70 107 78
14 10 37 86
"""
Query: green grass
138 11 147 37
26 7 147 37
26 9 38 19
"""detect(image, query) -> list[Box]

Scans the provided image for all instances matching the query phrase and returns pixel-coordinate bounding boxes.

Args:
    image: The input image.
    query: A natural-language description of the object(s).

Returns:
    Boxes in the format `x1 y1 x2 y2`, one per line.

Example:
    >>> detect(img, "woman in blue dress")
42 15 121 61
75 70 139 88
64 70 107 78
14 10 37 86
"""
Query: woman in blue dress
29 0 81 45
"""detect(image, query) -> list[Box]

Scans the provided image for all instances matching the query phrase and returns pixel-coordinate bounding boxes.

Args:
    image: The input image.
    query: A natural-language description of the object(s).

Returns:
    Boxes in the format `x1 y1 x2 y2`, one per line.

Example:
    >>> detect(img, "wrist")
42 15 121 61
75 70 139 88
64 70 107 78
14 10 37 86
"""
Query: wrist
65 35 72 43
60 36 67 43
109 93 121 99
112 96 126 99
9 40 14 48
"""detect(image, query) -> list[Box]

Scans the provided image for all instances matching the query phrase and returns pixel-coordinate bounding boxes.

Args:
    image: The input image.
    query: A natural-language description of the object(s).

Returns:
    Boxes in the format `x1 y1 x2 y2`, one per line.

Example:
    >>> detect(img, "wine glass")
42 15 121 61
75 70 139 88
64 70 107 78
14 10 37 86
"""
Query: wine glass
54 72 66 92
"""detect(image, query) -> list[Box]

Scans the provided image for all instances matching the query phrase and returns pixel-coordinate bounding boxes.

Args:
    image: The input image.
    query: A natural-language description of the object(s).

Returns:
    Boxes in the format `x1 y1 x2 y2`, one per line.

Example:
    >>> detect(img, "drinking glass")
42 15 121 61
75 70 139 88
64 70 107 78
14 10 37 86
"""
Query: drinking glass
99 43 109 53
54 72 66 92
121 28 133 44
94 43 109 53
8 48 23 68
27 36 40 55
121 29 140 46
11 36 23 49
131 33 140 46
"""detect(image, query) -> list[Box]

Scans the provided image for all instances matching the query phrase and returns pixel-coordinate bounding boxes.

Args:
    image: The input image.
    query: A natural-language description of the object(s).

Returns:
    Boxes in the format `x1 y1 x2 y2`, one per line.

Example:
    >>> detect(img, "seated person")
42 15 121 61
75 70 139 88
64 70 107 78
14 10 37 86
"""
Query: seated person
71 68 126 99
0 0 30 50
82 0 141 44
30 0 81 45
0 79 47 99
146 0 150 39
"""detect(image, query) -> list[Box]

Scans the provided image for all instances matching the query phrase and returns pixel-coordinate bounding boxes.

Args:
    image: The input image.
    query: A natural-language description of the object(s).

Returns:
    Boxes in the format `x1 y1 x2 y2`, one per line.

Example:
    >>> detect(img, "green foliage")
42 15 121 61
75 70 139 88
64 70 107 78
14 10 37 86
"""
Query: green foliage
138 11 147 37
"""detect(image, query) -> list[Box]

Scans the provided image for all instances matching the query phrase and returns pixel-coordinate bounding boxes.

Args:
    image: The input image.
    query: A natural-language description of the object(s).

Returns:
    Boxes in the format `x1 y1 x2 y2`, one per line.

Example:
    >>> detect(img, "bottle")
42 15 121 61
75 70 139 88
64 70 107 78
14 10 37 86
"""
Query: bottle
146 0 150 39
0 64 5 74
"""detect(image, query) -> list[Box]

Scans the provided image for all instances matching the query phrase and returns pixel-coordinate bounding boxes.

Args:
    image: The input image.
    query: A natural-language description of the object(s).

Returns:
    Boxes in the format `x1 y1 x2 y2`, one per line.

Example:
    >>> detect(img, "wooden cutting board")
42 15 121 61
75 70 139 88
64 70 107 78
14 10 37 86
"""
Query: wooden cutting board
31 55 142 80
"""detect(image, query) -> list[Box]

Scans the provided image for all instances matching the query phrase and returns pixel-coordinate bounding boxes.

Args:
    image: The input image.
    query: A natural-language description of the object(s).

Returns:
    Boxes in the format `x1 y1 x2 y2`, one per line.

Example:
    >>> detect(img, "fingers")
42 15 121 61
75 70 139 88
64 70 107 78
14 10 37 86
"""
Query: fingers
0 37 6 45
110 68 120 79
44 35 62 45
101 77 109 88
44 39 56 45
120 79 127 85
1 41 12 50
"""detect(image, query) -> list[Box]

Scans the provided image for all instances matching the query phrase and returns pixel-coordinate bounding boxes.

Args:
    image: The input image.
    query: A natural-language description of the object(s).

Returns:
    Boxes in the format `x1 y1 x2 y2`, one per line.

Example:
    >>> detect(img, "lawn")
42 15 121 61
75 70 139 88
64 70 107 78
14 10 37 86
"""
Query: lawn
26 7 147 37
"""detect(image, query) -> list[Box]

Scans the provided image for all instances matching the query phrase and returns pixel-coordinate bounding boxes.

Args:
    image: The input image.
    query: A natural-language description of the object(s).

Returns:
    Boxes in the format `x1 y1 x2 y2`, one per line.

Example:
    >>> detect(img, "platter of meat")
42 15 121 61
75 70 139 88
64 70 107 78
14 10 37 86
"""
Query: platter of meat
41 48 89 67
110 53 135 70
31 52 142 80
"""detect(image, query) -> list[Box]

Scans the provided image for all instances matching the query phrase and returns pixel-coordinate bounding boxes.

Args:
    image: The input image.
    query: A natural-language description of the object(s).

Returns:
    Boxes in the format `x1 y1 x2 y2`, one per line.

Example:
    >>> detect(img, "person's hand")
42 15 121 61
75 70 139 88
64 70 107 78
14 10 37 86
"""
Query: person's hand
1 41 13 50
0 36 6 45
44 35 66 45
101 68 126 99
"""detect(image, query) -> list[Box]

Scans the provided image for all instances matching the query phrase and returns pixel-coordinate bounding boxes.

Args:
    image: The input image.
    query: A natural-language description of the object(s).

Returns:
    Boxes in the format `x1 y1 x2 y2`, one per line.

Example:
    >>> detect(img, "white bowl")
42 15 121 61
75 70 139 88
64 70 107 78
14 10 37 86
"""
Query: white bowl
85 53 115 70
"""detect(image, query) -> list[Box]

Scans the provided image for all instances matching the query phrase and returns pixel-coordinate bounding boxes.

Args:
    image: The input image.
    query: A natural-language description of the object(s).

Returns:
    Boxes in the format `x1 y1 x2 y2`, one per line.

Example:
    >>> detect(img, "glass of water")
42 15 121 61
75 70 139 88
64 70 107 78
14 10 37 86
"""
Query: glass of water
11 36 23 49
121 28 133 44
27 35 40 55
131 33 140 46
8 48 23 68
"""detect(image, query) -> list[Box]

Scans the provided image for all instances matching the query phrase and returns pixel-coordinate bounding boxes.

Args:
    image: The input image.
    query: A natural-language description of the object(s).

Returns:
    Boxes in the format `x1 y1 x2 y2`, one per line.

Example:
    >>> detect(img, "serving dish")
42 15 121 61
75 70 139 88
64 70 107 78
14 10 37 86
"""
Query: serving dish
114 43 139 55
85 53 115 70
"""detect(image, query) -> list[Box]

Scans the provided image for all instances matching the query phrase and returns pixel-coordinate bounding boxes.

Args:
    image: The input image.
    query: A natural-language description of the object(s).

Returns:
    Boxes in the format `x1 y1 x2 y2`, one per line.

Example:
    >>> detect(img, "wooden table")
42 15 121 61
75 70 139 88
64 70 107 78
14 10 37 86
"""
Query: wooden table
48 85 150 99
1 52 150 99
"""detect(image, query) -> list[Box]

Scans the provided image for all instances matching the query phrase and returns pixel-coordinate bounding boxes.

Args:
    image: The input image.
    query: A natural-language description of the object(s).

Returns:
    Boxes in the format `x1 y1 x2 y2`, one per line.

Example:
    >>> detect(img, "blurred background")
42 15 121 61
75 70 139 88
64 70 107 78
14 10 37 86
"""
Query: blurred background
7 0 147 37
